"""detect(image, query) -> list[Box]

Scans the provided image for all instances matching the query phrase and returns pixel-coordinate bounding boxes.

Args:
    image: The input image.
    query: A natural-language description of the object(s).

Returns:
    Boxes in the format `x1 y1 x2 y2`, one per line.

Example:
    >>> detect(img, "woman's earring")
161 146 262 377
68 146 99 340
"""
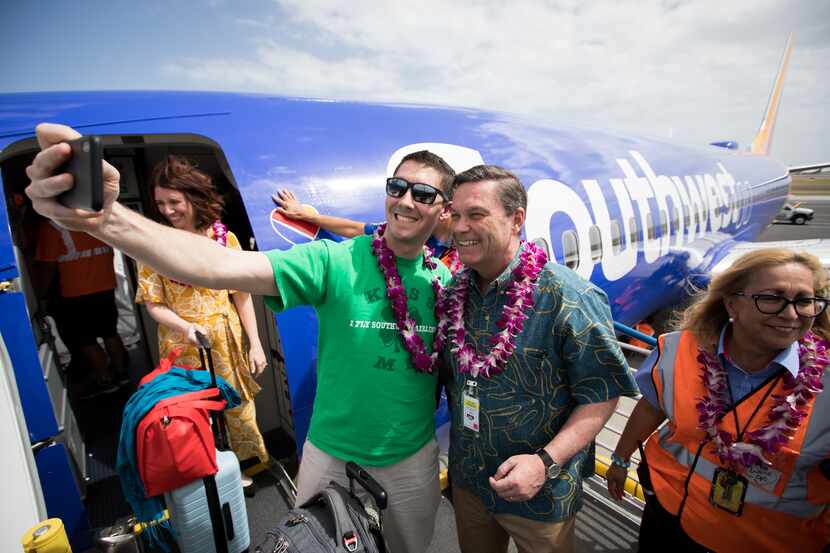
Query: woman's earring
728 317 734 323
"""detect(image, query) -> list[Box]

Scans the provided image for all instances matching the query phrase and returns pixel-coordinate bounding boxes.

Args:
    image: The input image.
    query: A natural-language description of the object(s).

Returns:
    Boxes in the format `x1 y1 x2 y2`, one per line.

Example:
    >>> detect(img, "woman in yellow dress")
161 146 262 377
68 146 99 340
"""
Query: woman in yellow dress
135 155 269 490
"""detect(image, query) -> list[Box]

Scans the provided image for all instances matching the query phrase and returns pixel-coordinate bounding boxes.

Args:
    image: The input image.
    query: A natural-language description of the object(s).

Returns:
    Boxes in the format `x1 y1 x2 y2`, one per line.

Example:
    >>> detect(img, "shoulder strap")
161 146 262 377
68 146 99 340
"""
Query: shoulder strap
152 388 226 411
320 483 365 553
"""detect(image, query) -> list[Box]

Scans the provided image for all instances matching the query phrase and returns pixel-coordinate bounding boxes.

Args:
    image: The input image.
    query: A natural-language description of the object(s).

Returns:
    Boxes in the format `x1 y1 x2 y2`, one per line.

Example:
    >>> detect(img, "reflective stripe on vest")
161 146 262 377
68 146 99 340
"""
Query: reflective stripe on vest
654 330 830 519
50 221 112 262
655 332 680 420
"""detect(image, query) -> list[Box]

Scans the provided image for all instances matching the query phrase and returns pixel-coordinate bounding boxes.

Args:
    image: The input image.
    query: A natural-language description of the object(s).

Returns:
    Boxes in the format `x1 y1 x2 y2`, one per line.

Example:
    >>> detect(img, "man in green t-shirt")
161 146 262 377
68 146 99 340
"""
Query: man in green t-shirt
263 150 454 553
25 123 454 553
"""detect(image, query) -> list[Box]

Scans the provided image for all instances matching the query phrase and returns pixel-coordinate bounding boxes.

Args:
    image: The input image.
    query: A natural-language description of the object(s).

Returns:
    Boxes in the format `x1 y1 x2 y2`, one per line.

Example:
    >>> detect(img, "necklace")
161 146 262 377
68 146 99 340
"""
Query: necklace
370 224 447 373
211 220 228 246
444 241 547 378
696 331 828 472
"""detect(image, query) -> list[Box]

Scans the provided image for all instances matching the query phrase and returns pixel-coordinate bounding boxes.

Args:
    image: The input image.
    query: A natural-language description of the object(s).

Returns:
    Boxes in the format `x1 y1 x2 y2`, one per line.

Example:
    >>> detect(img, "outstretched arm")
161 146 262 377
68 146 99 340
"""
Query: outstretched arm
26 124 277 296
273 189 366 238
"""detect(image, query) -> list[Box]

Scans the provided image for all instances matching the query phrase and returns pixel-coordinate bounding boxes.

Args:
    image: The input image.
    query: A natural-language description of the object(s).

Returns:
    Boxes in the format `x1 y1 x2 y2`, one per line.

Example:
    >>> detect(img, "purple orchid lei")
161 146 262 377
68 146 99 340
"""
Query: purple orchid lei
211 220 228 246
444 241 547 378
696 330 828 472
371 224 447 373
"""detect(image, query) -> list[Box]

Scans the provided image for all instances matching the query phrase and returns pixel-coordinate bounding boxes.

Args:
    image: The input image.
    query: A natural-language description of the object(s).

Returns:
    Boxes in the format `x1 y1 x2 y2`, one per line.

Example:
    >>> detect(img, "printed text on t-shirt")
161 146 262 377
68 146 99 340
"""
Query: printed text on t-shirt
348 319 436 332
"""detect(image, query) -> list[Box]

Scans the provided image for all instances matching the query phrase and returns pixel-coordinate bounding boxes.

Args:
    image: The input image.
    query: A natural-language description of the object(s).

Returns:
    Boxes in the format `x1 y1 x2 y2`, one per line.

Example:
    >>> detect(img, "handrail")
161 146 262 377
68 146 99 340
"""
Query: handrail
613 321 657 348
618 342 651 357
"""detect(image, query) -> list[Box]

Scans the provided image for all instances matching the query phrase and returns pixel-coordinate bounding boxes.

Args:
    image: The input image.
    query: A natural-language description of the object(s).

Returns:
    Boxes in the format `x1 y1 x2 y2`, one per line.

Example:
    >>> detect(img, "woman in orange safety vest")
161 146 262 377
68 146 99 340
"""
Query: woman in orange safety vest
606 248 830 552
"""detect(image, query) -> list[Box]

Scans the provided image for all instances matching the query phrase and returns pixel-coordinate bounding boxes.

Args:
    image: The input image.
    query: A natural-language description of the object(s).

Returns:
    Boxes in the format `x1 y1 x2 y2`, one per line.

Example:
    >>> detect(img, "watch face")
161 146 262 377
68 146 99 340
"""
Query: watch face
546 464 560 480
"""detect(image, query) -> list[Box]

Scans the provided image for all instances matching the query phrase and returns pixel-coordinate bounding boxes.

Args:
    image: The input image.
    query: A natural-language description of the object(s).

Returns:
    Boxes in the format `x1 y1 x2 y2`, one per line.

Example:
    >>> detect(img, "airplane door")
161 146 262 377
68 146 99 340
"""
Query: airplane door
0 191 58 442
0 171 90 551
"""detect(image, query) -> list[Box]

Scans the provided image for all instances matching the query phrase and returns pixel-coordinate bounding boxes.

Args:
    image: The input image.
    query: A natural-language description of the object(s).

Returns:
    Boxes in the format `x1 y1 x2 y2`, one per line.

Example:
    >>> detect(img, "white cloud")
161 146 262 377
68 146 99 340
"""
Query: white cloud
161 0 829 164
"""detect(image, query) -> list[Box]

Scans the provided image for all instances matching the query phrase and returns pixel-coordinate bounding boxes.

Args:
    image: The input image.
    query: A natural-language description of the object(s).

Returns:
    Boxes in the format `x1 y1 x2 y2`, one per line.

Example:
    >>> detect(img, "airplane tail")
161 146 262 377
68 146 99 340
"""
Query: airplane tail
750 33 794 156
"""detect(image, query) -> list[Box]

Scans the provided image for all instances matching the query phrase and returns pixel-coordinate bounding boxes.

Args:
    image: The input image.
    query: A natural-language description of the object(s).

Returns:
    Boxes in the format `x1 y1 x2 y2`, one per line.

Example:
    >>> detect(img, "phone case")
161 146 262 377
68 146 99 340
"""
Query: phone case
57 135 103 211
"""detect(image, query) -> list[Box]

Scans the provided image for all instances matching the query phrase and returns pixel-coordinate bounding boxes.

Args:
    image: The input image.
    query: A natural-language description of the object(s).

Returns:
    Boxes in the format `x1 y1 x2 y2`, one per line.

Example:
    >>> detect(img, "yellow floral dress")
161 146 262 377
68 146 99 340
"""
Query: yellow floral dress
135 230 268 463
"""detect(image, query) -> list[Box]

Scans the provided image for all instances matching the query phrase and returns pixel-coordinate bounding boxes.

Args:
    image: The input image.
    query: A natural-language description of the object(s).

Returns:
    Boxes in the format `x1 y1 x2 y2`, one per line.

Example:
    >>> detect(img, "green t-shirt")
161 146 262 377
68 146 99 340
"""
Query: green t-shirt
264 235 452 466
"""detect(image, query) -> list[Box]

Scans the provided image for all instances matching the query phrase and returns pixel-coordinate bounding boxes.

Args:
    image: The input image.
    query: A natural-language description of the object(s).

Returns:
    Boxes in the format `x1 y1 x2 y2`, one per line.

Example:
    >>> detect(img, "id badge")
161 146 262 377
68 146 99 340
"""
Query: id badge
744 463 782 493
710 468 748 516
462 380 480 433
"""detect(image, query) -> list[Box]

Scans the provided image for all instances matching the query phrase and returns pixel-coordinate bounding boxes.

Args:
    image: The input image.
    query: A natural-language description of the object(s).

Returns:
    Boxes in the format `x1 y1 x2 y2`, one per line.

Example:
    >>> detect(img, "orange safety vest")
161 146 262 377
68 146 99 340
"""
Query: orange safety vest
36 221 115 297
645 330 830 552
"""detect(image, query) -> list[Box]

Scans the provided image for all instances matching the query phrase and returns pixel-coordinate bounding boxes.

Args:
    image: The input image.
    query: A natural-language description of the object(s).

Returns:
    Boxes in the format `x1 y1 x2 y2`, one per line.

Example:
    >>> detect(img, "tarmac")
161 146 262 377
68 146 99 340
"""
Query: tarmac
756 196 830 242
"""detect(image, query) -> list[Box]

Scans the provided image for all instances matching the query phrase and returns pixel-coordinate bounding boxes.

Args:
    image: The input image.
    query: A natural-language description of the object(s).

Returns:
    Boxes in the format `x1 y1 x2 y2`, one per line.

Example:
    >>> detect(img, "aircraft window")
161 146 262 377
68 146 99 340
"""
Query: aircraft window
659 210 668 236
531 237 551 259
670 210 679 234
629 216 640 244
684 212 691 229
610 220 622 254
562 230 579 269
588 225 602 262
645 213 655 240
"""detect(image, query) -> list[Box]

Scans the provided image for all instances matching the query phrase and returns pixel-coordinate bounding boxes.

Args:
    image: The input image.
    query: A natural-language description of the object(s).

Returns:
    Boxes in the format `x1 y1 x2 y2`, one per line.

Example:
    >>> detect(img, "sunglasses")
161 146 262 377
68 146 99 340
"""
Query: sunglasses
386 177 447 205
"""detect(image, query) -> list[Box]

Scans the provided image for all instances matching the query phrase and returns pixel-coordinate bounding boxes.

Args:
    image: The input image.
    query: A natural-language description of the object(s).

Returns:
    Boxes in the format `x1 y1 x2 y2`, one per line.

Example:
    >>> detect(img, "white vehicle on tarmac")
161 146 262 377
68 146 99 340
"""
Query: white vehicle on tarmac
774 202 814 225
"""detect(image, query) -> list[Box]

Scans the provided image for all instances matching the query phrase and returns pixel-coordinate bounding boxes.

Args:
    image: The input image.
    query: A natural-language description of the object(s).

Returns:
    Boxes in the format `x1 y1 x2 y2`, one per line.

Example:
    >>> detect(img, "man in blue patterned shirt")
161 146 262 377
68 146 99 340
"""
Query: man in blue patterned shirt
443 165 638 553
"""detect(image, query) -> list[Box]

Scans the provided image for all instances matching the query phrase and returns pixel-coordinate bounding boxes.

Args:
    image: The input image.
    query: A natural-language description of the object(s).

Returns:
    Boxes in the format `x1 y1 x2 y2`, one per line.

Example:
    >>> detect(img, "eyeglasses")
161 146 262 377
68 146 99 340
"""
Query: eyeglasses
733 291 830 318
386 177 447 205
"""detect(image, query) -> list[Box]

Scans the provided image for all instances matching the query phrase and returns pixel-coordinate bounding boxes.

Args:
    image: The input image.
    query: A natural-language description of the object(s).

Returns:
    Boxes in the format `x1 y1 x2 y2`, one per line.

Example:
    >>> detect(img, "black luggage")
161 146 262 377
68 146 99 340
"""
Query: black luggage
264 461 388 553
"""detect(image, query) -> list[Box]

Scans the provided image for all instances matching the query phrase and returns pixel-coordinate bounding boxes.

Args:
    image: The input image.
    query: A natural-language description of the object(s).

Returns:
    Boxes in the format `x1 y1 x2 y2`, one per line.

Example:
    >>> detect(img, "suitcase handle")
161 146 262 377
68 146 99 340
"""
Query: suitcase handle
195 330 230 451
346 461 387 510
195 329 211 351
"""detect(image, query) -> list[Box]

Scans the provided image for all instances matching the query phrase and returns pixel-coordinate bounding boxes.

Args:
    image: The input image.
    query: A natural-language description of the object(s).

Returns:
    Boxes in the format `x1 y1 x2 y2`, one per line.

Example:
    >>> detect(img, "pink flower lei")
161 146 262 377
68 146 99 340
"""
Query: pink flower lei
696 331 828 473
211 220 228 246
371 224 448 373
444 241 547 378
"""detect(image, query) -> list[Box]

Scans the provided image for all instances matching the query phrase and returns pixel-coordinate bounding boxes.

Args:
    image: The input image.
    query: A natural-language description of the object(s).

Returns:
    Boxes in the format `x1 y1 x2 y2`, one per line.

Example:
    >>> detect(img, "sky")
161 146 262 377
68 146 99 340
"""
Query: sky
2 0 828 166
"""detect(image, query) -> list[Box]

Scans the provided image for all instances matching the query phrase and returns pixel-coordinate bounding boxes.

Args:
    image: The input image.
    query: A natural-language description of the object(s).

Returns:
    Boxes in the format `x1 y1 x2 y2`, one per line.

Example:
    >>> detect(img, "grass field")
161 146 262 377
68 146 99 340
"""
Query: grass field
791 173 830 196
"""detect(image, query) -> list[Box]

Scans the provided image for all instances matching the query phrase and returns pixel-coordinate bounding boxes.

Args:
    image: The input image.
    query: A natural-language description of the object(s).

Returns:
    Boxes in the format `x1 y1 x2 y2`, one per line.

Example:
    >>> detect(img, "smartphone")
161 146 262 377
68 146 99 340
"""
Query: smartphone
56 135 103 211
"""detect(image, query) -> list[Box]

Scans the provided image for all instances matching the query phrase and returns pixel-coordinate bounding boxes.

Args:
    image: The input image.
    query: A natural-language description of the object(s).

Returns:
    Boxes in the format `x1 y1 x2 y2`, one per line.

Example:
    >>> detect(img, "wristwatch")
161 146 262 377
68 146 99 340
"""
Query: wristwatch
535 448 561 480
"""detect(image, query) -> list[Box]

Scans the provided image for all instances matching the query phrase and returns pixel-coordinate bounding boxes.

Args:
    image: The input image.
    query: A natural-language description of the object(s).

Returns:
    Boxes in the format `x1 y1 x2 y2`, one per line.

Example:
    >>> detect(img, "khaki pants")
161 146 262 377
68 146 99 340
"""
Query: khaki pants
453 486 575 553
295 438 440 553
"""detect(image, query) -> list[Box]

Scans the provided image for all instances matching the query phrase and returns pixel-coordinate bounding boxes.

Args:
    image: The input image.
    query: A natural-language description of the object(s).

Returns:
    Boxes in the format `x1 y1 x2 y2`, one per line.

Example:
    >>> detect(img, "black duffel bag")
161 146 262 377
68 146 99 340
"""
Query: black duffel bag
266 462 388 553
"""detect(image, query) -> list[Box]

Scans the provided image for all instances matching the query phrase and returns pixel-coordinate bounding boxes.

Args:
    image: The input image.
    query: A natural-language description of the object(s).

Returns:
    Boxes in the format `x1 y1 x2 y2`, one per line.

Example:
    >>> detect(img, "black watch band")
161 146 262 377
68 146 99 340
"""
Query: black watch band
535 448 561 480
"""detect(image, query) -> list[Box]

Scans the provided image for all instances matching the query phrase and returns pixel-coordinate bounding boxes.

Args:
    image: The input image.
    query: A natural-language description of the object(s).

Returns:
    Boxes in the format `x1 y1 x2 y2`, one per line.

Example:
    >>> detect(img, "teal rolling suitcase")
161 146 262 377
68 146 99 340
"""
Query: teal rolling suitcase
164 332 250 553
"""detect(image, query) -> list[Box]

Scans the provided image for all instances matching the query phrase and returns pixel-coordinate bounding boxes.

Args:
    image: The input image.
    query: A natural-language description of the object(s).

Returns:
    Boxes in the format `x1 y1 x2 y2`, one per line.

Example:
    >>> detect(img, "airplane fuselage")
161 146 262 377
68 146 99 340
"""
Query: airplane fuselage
0 91 789 549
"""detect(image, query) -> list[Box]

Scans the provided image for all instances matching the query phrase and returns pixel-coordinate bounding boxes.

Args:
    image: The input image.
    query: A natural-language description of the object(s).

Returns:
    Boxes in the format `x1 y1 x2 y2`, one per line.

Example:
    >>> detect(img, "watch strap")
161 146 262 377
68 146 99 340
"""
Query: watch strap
535 448 560 480
535 447 554 468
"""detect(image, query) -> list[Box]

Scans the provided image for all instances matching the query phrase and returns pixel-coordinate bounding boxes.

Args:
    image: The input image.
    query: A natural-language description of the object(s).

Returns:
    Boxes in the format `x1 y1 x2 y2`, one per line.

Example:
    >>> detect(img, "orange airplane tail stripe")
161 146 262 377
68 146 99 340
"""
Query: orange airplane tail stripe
750 33 794 156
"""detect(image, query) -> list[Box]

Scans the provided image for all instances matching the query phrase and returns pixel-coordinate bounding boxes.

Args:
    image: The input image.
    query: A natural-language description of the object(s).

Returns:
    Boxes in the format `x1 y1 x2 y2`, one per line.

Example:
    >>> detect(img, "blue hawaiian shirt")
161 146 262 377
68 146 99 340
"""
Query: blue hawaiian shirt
444 245 638 522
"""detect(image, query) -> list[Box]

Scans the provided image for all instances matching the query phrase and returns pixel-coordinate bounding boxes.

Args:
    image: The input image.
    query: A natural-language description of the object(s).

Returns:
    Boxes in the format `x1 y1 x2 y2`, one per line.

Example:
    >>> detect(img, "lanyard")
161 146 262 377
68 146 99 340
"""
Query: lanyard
724 372 782 441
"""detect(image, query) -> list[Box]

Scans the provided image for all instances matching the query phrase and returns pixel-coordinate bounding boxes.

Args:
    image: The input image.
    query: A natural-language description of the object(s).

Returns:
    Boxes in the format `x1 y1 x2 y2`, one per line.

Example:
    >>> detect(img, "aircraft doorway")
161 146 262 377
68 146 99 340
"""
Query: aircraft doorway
1 134 296 527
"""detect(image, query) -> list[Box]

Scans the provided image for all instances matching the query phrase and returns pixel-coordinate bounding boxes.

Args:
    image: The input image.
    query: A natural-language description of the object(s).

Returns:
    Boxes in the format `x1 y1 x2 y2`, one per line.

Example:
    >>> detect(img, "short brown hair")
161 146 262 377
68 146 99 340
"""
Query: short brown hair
452 165 526 214
679 248 830 346
394 150 455 193
150 155 224 231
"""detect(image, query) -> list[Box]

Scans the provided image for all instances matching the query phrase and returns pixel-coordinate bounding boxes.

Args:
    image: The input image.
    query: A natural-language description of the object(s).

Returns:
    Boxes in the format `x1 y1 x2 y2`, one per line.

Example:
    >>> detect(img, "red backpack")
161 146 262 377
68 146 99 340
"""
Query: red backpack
135 349 228 497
